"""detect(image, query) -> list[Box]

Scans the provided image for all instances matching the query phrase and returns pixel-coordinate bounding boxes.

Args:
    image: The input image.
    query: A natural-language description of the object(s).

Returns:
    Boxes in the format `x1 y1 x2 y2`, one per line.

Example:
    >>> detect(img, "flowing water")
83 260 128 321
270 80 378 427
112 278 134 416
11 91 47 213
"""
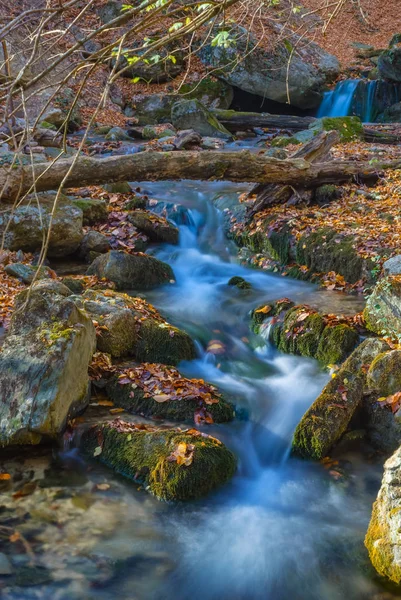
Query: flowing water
0 181 388 600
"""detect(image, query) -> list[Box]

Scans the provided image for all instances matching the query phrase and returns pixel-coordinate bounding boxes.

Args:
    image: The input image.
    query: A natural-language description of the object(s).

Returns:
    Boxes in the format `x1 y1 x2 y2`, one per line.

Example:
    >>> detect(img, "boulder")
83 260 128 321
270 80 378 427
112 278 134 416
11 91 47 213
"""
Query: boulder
105 362 233 422
4 263 54 284
105 127 133 141
81 420 237 501
198 24 339 109
52 87 82 132
147 200 192 226
71 197 108 225
365 447 401 584
0 196 83 257
79 231 110 261
0 282 96 446
292 338 383 460
103 182 132 194
364 276 401 337
87 250 175 290
76 289 196 363
128 210 179 244
142 124 176 140
383 255 401 276
383 102 401 123
227 276 251 290
378 46 401 83
171 100 232 139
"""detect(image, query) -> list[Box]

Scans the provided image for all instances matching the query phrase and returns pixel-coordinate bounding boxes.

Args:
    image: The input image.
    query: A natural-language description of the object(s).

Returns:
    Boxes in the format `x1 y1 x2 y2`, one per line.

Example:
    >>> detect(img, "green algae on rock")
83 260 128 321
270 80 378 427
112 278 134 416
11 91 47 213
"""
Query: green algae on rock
81 419 237 502
227 276 252 290
105 362 234 424
365 447 401 584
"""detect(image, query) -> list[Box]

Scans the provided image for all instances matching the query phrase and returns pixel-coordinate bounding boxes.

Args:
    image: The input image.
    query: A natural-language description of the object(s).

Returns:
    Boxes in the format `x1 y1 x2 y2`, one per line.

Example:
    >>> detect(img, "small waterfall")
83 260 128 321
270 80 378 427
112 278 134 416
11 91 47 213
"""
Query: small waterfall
318 79 401 122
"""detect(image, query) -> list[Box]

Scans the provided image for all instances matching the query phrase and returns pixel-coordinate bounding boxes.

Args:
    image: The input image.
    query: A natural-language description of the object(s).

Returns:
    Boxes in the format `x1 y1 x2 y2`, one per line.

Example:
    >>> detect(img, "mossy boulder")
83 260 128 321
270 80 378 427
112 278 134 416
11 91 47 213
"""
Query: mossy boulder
227 276 251 290
105 127 133 142
378 46 401 83
273 306 326 358
128 210 179 244
314 184 342 206
87 250 175 290
310 116 363 141
4 263 54 284
315 324 359 365
81 420 237 501
0 195 83 257
71 197 108 225
0 282 96 446
364 276 401 338
292 338 383 460
79 231 110 261
76 289 195 363
105 363 233 423
171 100 232 140
142 124 176 140
251 298 295 333
365 447 401 584
103 182 132 194
367 350 401 396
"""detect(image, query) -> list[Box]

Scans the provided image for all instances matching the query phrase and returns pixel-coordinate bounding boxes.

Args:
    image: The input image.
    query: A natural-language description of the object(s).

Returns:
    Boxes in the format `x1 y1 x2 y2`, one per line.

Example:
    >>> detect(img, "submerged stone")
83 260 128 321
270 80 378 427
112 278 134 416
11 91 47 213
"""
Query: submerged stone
87 250 175 290
81 420 237 502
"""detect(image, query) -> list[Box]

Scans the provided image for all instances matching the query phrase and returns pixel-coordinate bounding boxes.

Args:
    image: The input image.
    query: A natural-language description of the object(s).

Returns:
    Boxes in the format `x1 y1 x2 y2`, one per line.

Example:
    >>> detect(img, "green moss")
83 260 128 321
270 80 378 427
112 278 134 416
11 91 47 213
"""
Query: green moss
71 197 108 225
124 196 147 210
228 276 252 290
316 324 359 365
106 378 234 423
367 350 401 396
311 116 363 141
135 319 196 365
276 307 325 358
365 501 401 584
40 321 74 345
39 121 57 131
81 423 237 502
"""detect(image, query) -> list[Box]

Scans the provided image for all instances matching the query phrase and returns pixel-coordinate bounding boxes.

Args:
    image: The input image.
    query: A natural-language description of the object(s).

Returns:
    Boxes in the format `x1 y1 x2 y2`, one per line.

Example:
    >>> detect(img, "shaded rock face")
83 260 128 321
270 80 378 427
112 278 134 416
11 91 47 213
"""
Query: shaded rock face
71 197 108 226
79 231 110 262
171 100 232 139
378 46 401 83
365 447 401 584
81 420 237 502
0 282 96 446
198 24 339 109
128 210 179 244
364 276 401 338
87 250 175 290
291 338 386 460
0 197 83 257
76 289 196 363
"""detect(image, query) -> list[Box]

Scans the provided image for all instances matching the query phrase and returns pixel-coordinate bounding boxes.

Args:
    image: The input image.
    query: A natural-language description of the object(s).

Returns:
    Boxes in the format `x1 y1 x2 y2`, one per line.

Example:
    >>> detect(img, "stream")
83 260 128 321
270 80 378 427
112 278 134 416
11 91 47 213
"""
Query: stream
0 181 389 600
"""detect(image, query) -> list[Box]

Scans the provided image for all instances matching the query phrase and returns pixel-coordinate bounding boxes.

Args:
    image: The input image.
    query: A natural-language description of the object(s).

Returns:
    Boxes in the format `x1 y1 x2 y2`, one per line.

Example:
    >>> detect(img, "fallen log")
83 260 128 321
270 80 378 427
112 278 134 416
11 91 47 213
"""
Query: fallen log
247 131 339 217
1 149 400 203
212 109 316 132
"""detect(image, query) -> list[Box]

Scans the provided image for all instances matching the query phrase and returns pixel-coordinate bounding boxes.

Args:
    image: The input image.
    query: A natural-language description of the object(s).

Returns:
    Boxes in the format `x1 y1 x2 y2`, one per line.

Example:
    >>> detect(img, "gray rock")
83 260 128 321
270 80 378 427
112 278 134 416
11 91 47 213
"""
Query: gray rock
103 182 132 194
79 231 110 260
201 136 227 149
105 127 133 141
364 277 401 337
0 195 83 257
378 47 401 83
383 102 401 122
87 250 175 290
0 283 96 445
4 262 53 284
383 255 401 275
198 24 339 109
71 197 108 225
128 210 179 244
172 100 231 139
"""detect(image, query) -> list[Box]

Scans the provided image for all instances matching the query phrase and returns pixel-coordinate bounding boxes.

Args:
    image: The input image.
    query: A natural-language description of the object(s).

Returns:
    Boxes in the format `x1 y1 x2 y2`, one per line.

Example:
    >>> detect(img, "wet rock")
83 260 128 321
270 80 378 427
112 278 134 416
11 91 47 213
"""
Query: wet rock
128 210 179 244
0 282 96 445
87 250 175 290
251 298 295 333
173 129 202 149
227 276 251 290
4 263 54 284
315 324 359 365
106 362 233 422
0 195 83 257
81 420 237 501
364 276 401 337
71 197 108 225
365 446 401 584
201 137 227 149
383 101 401 122
171 100 232 140
76 289 195 362
198 24 339 109
79 231 110 261
142 124 176 140
292 338 383 460
103 181 132 194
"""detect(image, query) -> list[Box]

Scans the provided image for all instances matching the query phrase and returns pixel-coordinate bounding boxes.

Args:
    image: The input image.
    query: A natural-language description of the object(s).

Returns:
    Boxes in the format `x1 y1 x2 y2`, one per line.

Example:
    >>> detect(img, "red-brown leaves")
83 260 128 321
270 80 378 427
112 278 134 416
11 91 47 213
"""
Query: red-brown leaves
378 392 401 414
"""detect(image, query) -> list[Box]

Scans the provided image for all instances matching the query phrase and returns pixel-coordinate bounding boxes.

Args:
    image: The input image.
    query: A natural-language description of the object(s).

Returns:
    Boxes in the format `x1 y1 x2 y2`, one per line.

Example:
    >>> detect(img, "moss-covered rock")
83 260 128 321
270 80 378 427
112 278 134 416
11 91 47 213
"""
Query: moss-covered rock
103 182 132 195
367 350 401 397
365 447 401 584
76 289 195 363
71 197 108 225
87 250 175 291
105 363 233 423
128 210 179 245
124 196 147 210
364 276 401 338
314 184 342 206
292 338 383 460
81 420 237 501
310 116 364 141
227 276 251 290
275 306 325 358
315 324 359 365
251 298 294 333
171 100 232 140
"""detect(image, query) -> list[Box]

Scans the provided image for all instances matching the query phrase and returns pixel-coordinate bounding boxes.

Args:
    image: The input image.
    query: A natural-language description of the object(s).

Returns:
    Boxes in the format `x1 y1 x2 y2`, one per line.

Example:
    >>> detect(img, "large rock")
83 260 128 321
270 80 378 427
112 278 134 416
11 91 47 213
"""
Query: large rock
171 100 232 139
81 420 237 501
378 38 401 82
76 289 196 363
292 338 384 460
87 250 175 290
71 197 108 225
364 276 401 337
198 24 339 109
365 447 401 584
383 102 401 123
0 281 96 446
0 196 83 257
4 263 54 284
128 210 179 244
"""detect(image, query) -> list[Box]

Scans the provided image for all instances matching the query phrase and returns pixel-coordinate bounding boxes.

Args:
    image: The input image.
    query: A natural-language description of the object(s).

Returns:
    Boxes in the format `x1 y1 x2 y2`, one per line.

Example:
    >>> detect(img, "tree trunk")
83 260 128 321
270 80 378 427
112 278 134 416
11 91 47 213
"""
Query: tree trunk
1 149 400 203
212 109 317 132
247 131 339 217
